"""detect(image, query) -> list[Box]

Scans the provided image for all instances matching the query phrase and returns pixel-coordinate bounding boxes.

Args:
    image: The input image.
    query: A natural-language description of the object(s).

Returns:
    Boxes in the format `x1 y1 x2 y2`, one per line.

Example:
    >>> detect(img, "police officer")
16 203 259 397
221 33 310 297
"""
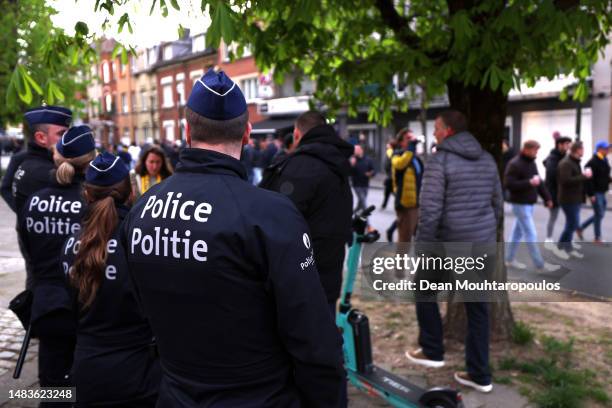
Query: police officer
60 152 160 407
19 125 96 405
120 69 344 407
4 105 72 289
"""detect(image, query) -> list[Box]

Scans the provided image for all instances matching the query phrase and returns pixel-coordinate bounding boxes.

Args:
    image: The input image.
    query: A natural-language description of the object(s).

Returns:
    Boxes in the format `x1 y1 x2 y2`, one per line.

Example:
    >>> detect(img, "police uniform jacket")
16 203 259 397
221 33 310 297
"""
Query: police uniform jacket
60 205 160 405
19 175 86 332
121 148 344 408
1 149 27 212
12 142 55 214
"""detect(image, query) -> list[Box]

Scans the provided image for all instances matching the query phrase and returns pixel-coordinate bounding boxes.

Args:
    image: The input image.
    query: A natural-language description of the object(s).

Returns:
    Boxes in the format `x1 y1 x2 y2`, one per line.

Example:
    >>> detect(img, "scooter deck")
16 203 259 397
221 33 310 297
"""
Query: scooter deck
351 365 428 406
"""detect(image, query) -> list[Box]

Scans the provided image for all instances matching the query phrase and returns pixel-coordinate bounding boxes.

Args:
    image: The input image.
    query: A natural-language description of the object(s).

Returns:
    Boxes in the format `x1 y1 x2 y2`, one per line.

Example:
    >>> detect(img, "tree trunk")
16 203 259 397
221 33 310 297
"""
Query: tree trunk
443 81 515 342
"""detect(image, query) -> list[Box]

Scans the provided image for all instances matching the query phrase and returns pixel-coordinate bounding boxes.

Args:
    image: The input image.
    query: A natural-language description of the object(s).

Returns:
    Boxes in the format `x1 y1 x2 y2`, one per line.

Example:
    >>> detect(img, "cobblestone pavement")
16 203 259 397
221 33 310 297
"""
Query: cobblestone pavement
0 309 37 379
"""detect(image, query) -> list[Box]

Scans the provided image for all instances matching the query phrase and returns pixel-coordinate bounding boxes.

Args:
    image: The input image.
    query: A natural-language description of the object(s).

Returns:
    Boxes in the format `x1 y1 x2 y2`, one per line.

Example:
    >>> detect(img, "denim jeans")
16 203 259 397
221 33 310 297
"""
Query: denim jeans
580 192 607 240
354 187 369 212
558 203 581 251
506 204 544 268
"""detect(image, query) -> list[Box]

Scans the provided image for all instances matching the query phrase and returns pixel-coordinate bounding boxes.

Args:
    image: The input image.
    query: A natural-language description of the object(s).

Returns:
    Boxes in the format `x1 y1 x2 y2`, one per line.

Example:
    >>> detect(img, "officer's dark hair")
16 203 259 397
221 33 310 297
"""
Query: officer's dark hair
295 111 326 135
134 145 173 178
70 176 132 308
185 106 249 144
23 122 49 141
53 148 97 186
437 110 468 134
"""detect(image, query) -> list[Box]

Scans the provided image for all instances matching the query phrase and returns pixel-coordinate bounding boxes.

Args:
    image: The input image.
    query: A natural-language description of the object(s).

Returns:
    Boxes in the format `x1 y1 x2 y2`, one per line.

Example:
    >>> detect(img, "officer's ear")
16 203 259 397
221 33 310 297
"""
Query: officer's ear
242 122 252 146
185 122 192 147
34 130 48 148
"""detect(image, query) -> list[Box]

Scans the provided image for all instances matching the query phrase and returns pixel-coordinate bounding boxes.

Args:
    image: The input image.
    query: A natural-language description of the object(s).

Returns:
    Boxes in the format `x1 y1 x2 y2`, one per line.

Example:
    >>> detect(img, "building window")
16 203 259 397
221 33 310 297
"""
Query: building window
162 84 174 108
176 81 185 106
143 126 149 140
131 91 136 112
121 93 128 113
190 69 203 85
192 34 206 53
163 120 175 141
105 94 113 113
141 90 148 111
102 62 110 83
240 77 259 100
223 42 252 62
148 48 157 66
151 92 157 111
163 44 173 61
123 127 130 140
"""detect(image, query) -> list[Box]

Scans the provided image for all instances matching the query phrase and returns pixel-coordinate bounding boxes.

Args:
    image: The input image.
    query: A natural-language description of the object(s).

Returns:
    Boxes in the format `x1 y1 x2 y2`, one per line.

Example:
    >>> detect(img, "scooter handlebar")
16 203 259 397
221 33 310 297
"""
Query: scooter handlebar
358 205 376 220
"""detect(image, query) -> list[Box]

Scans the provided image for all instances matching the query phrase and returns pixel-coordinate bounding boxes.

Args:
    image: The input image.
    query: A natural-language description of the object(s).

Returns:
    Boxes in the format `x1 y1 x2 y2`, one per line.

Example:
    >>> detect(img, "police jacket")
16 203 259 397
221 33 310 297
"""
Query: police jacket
60 205 160 405
121 148 344 408
1 150 27 212
12 142 56 214
19 175 86 330
260 125 354 302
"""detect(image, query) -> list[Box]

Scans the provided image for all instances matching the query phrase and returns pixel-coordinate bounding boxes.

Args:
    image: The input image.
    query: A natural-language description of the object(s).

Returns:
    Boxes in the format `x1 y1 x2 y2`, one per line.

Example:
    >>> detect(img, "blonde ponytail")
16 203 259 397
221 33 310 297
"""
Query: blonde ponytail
56 161 76 185
53 148 97 185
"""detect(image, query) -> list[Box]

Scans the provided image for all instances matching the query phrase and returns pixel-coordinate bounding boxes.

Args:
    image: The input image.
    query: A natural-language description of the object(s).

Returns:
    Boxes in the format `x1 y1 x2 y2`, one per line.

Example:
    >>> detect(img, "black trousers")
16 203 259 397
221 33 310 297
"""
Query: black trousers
38 335 76 408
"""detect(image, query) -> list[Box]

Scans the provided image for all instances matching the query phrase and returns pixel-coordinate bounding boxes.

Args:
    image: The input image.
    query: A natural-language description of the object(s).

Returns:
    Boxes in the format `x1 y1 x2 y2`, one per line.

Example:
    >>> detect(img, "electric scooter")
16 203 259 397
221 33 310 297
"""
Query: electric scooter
337 205 464 408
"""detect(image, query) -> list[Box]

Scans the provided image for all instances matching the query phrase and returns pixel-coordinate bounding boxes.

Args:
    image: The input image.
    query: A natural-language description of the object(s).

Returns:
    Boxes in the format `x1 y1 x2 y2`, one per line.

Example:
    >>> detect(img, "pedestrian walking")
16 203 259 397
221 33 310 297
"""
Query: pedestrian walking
121 70 344 407
129 145 173 200
552 141 592 259
19 126 96 406
350 144 375 212
405 110 502 394
381 140 395 210
543 136 572 248
62 152 160 407
576 141 611 243
504 140 559 272
391 128 423 243
4 106 72 289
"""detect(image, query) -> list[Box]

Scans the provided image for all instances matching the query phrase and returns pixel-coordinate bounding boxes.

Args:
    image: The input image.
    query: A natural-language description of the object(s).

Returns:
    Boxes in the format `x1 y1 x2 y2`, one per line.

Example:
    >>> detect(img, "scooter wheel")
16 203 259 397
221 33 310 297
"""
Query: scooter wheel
426 399 458 408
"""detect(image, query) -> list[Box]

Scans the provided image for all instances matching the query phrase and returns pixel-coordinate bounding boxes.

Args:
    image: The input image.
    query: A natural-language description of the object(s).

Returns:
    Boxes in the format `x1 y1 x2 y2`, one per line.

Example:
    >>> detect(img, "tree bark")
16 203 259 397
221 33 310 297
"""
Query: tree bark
443 81 515 342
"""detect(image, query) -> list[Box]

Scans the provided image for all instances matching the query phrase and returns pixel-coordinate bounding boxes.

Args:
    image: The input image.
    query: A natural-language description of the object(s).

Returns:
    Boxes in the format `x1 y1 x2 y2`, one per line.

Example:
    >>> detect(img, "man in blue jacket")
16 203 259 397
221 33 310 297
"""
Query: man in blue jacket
121 69 344 407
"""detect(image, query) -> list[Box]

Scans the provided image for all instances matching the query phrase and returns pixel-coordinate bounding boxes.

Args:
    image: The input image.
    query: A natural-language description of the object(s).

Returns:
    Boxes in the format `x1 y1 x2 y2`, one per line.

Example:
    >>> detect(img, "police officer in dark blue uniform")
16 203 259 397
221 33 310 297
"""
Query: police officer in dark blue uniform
19 126 96 405
120 69 344 407
60 152 161 407
4 105 72 289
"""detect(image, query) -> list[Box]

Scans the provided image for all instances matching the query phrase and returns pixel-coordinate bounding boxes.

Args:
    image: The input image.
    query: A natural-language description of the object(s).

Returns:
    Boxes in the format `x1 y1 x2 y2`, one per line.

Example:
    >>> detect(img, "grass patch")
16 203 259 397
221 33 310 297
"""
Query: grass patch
512 321 535 345
497 336 610 408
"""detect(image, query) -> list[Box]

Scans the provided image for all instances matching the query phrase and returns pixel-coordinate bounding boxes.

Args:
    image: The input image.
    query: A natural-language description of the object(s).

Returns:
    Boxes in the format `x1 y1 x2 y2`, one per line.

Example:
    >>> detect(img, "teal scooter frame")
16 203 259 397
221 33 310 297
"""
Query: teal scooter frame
336 205 464 408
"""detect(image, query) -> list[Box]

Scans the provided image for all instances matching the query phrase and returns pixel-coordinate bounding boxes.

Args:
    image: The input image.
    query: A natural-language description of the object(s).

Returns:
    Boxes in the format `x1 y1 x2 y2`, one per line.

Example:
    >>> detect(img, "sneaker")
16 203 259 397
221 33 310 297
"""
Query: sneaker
405 349 445 368
537 262 561 273
572 242 582 250
569 250 584 259
505 260 527 270
544 240 555 251
454 371 493 393
551 246 570 260
575 229 584 241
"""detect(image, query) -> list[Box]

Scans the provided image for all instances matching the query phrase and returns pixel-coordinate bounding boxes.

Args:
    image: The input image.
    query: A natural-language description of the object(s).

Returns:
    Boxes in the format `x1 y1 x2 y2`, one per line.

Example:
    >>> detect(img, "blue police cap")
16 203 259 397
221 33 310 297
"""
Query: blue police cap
86 152 129 186
24 105 72 128
56 125 96 158
187 68 247 120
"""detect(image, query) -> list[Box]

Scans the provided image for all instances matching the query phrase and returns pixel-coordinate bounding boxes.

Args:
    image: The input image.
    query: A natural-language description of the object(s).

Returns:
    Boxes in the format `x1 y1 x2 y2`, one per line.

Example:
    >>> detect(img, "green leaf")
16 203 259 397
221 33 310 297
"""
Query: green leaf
75 21 89 36
21 68 43 95
169 0 180 11
149 0 158 15
121 47 128 65
118 13 130 34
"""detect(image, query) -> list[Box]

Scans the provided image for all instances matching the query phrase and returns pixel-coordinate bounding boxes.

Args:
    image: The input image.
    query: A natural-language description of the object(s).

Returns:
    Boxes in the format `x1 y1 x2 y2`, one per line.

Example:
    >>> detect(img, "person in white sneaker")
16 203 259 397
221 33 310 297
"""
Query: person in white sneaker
543 136 572 248
556 141 592 259
504 140 560 273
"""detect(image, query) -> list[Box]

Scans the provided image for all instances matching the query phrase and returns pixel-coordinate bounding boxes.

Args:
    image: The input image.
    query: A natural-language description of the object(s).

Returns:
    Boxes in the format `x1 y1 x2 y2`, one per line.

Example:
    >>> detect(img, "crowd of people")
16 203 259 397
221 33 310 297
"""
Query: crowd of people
0 65 610 407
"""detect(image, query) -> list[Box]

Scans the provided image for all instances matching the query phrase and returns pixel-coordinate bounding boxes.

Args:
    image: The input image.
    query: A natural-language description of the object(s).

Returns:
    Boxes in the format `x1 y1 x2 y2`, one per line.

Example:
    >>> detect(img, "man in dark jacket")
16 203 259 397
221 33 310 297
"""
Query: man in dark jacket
504 140 559 272
121 71 344 407
405 110 501 394
5 106 72 290
543 136 572 244
577 141 611 243
261 111 354 312
552 141 592 259
350 144 375 212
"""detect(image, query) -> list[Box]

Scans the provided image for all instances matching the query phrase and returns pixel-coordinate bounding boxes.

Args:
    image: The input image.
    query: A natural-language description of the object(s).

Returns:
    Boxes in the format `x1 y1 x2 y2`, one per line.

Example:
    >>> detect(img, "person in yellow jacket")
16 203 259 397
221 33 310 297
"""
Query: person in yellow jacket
391 128 423 243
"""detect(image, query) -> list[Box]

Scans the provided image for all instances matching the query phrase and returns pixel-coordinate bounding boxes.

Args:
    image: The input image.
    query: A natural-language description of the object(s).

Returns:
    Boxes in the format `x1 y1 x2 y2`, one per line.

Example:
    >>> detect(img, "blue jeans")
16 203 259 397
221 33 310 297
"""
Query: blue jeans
506 204 544 268
580 192 607 239
558 203 581 251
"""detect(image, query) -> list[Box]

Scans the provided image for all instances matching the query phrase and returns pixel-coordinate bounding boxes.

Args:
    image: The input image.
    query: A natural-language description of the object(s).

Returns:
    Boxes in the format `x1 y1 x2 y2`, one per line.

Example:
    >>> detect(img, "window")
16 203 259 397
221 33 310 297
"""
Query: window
105 94 113 113
240 77 259 100
224 42 252 61
192 34 206 53
163 120 175 141
123 127 130 140
190 69 203 85
102 62 110 83
121 93 128 113
141 90 148 111
177 81 185 106
162 84 174 108
151 91 157 111
131 91 136 112
163 44 173 61
143 126 149 140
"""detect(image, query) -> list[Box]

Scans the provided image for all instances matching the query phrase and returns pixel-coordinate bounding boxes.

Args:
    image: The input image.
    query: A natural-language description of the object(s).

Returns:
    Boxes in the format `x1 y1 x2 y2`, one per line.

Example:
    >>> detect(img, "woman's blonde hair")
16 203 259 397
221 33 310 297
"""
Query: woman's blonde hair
53 147 97 186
